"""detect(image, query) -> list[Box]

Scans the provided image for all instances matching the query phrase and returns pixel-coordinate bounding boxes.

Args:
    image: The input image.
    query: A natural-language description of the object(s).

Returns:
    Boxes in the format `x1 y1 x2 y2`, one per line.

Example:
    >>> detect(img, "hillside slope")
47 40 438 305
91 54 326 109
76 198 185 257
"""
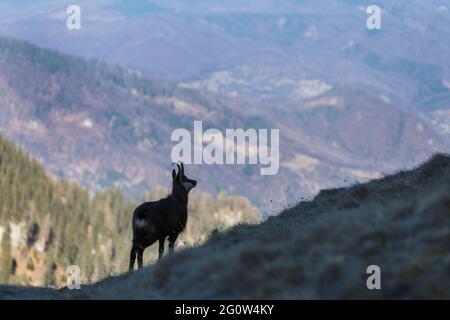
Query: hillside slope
50 153 450 299
0 153 449 299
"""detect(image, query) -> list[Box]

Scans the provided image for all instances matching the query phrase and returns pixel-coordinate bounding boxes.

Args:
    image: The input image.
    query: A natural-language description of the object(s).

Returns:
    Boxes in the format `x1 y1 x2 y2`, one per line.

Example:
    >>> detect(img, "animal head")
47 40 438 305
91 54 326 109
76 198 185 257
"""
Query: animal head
172 162 197 193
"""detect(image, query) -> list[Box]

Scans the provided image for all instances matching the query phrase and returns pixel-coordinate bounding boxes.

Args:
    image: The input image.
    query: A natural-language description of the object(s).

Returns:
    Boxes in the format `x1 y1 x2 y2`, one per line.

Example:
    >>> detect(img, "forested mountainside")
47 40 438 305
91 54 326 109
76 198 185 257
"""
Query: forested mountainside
0 135 260 287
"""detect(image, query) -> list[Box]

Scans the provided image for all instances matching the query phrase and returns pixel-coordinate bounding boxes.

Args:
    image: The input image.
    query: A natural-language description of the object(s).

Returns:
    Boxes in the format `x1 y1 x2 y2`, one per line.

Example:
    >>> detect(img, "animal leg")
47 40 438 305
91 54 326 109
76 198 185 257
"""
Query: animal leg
137 247 144 269
168 234 178 256
129 245 137 271
158 238 165 260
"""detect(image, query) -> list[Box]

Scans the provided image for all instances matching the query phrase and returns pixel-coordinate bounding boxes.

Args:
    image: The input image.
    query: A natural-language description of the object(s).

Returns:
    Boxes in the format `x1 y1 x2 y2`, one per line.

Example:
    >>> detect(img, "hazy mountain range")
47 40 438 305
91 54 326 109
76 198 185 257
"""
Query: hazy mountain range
0 0 449 214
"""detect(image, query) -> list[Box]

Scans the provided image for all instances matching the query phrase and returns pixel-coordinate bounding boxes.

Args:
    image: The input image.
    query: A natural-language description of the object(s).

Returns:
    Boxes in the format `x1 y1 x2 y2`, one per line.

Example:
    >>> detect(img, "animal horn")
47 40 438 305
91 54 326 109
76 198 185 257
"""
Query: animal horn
172 162 181 175
179 162 184 175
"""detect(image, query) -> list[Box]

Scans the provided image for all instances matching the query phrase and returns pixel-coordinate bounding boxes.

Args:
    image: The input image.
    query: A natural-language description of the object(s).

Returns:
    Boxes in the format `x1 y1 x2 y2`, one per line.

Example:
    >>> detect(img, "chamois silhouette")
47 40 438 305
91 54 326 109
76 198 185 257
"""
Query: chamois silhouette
129 162 197 270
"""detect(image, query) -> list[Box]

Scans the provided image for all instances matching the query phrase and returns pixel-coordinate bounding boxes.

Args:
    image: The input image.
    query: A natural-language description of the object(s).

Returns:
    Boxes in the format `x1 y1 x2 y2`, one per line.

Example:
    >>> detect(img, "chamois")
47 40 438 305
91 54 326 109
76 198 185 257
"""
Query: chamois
129 162 197 270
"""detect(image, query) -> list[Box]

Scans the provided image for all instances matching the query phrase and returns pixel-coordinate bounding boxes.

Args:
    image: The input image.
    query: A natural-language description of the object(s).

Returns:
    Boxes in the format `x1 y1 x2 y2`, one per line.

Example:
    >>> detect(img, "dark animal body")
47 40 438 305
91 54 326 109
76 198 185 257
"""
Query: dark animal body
129 162 197 270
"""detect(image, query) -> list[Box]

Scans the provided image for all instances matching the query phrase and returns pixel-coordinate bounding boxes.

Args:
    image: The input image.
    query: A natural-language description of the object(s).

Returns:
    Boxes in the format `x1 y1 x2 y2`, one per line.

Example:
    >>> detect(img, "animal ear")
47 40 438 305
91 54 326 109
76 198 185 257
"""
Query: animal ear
172 169 177 180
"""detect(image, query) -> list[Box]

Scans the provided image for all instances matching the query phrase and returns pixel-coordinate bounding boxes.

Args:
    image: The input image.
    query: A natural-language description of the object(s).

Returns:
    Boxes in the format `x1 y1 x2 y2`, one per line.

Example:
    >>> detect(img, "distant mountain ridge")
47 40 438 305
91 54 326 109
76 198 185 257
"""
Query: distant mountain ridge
1 0 449 111
0 37 448 212
1 1 449 209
